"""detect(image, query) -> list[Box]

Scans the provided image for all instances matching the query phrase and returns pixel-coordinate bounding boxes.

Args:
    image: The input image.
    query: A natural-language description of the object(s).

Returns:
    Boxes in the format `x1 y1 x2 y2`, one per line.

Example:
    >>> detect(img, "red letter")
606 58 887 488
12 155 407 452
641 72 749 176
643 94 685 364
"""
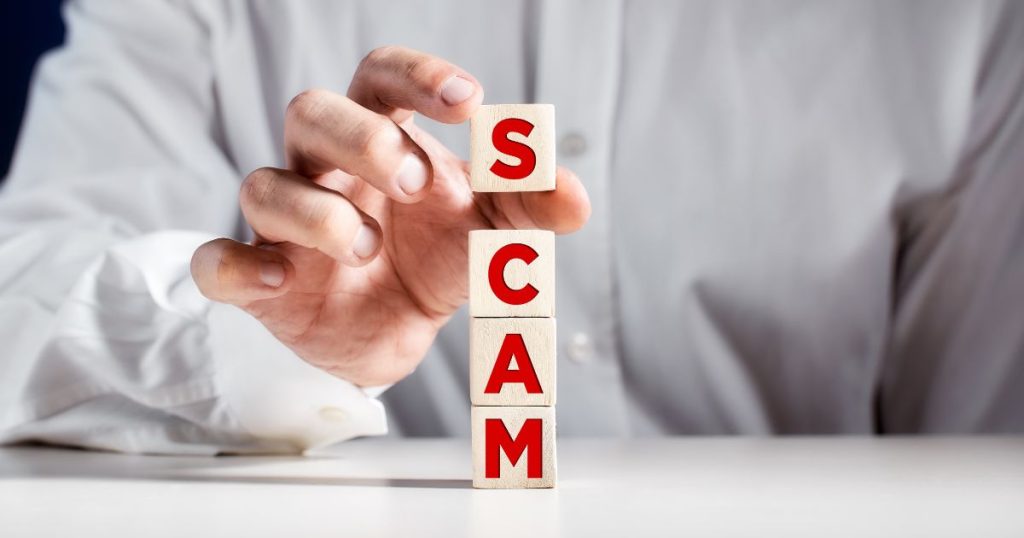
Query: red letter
485 418 543 478
484 333 543 394
488 243 539 305
489 118 536 180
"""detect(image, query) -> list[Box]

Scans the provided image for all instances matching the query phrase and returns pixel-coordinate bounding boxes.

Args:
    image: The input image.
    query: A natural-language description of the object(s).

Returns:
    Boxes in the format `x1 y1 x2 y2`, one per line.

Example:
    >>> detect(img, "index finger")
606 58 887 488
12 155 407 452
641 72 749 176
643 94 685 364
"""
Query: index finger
348 46 484 124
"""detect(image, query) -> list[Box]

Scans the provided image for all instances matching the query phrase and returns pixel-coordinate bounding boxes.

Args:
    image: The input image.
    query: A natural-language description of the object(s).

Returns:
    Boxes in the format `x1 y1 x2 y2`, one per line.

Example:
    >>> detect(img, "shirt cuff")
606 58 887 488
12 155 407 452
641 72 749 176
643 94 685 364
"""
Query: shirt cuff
207 301 389 452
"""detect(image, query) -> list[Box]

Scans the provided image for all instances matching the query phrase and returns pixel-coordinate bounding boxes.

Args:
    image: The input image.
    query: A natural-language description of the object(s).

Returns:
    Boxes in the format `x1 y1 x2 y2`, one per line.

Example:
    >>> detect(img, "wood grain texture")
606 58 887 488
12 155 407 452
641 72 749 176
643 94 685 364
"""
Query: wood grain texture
470 317 556 407
472 406 557 489
470 104 556 192
468 229 555 318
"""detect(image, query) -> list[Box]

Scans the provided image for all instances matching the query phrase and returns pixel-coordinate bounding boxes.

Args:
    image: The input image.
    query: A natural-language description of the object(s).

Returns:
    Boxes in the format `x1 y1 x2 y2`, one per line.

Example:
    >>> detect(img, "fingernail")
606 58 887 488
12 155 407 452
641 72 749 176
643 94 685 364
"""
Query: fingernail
352 223 380 259
396 153 429 195
440 76 475 105
259 262 285 287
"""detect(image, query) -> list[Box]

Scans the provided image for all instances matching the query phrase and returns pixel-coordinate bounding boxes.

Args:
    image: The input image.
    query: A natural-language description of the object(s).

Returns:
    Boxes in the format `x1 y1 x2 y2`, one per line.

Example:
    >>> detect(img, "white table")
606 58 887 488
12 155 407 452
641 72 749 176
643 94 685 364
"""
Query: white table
1 437 1022 537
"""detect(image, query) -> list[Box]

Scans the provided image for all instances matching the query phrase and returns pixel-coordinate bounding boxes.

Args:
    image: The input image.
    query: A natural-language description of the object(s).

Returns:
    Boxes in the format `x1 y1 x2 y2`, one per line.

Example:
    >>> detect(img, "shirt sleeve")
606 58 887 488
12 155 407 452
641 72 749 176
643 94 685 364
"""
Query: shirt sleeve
0 0 387 454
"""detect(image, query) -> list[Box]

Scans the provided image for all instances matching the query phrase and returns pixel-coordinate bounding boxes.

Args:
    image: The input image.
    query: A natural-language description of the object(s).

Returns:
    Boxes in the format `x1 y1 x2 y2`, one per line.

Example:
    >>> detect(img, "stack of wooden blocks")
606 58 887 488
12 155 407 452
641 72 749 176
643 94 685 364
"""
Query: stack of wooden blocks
469 104 557 489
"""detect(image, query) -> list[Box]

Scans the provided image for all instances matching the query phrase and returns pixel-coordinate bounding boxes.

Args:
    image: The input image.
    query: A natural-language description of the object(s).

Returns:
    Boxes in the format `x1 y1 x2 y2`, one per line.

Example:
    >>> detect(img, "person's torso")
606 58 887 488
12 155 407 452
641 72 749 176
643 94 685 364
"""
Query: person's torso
204 0 996 435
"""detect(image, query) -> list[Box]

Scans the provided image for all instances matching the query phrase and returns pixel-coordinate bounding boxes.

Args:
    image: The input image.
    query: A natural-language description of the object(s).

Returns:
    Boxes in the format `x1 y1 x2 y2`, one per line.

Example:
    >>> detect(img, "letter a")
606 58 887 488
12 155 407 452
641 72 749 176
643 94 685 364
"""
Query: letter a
484 333 543 394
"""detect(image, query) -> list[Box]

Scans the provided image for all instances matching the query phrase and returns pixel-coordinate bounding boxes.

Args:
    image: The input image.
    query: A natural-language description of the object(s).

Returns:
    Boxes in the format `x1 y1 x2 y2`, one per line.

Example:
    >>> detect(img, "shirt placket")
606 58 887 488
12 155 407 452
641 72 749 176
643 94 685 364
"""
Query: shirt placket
534 0 629 436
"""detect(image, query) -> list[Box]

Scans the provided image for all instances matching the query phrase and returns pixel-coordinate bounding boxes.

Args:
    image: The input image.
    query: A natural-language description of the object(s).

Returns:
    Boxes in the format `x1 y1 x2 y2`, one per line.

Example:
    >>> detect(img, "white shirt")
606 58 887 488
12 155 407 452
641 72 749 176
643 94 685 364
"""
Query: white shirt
1 0 1022 454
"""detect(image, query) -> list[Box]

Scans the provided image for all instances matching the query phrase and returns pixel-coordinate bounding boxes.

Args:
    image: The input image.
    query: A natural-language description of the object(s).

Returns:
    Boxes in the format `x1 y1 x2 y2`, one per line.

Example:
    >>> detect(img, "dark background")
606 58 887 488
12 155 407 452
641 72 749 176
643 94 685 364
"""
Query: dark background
1 0 65 178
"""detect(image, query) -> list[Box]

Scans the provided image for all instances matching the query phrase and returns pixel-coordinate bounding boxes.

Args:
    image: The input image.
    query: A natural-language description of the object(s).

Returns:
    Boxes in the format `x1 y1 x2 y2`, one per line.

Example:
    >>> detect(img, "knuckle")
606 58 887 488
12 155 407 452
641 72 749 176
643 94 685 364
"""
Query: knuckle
353 118 399 160
286 88 330 125
303 197 357 244
357 46 445 94
402 56 446 91
239 167 278 211
215 246 244 287
301 198 335 237
358 45 399 72
191 239 236 300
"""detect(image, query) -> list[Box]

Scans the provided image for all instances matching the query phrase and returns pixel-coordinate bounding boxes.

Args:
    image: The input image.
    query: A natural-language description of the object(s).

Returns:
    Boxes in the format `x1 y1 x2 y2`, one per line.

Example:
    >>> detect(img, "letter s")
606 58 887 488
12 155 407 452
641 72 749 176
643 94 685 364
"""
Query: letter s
489 118 536 180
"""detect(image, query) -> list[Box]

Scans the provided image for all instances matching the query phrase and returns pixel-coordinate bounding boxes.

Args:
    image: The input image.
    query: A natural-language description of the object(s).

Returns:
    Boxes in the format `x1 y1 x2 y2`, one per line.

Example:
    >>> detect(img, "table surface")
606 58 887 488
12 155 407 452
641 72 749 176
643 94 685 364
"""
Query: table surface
1 437 1022 537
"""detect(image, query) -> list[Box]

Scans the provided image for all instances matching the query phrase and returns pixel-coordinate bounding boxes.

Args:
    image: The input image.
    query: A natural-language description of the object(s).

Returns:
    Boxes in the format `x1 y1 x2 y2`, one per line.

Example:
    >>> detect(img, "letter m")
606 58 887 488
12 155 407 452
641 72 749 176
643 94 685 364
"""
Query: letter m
485 418 543 479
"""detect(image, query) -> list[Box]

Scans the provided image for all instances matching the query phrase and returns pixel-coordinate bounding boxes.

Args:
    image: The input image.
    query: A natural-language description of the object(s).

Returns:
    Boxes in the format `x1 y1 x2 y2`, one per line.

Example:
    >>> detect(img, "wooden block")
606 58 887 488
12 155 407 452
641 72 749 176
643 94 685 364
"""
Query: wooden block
470 318 556 407
470 104 556 192
469 229 555 318
472 406 556 489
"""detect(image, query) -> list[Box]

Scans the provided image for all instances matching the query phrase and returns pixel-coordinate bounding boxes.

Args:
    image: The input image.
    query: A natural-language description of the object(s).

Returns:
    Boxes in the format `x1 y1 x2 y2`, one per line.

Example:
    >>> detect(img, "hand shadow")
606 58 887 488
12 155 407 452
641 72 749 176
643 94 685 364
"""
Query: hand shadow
0 444 472 489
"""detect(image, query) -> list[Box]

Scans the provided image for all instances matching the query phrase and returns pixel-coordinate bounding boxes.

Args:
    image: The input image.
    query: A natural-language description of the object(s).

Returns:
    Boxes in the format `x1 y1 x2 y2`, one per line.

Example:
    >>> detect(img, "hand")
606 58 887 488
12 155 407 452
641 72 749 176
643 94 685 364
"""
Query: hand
190 46 590 386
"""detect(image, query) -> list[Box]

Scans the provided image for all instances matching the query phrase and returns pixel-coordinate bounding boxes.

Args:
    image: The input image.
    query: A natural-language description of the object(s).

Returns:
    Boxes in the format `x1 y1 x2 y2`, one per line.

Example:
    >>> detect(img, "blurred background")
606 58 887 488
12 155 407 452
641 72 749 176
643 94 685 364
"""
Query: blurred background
1 0 64 179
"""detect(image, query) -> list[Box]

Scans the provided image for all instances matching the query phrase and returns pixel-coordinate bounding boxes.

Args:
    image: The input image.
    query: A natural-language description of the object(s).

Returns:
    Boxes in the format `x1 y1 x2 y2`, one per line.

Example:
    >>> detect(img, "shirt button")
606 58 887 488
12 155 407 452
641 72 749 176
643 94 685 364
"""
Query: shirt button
559 132 587 158
318 406 348 423
566 332 594 363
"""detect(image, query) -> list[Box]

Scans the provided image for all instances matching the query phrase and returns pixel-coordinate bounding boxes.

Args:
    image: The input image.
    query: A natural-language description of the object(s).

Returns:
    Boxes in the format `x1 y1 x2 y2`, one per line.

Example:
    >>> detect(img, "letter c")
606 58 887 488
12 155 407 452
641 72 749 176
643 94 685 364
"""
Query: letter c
488 243 539 305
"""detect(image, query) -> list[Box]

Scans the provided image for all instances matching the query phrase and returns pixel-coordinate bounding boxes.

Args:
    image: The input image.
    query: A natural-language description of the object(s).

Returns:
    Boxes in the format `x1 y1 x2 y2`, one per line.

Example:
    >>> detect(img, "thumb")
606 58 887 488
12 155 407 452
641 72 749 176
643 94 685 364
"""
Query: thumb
191 238 293 306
